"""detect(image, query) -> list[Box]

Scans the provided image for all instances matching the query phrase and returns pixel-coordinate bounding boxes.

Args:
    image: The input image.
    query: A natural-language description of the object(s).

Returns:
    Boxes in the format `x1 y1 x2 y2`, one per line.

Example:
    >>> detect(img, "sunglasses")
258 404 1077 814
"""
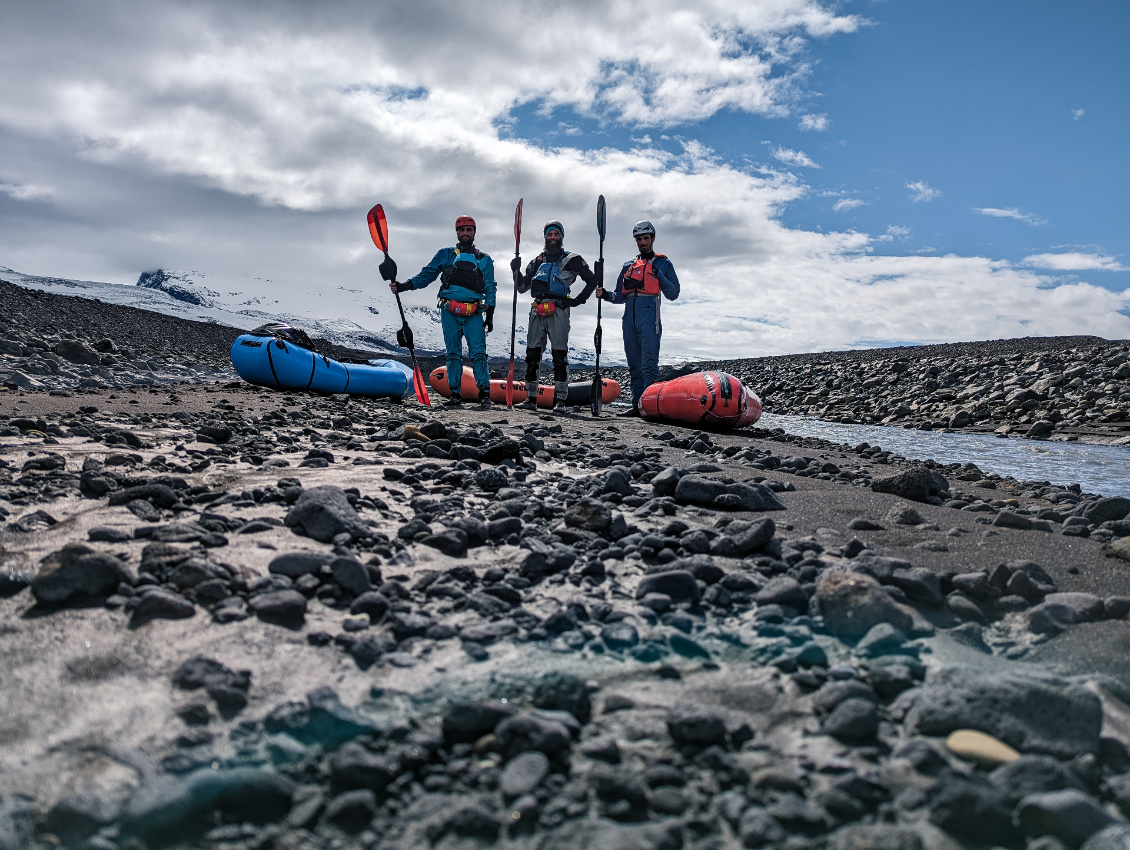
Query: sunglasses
456 226 475 232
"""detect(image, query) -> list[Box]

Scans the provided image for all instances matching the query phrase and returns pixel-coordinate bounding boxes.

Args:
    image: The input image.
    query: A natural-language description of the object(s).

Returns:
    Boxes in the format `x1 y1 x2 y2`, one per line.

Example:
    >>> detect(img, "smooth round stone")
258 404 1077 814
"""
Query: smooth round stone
945 729 1020 766
500 751 550 799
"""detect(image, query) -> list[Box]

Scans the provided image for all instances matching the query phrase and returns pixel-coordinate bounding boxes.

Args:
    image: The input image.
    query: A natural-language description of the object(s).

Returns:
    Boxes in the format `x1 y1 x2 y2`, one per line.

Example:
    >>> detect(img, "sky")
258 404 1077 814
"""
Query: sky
1 0 1128 361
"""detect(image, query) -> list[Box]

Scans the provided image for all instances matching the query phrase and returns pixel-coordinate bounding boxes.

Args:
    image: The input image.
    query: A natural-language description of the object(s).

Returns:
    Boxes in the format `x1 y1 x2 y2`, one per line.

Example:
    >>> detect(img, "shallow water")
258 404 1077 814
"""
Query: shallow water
758 413 1130 498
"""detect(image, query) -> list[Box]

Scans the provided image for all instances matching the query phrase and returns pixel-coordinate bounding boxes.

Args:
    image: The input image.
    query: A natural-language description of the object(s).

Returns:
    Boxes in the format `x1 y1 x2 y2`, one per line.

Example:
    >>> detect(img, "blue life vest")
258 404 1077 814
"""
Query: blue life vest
531 252 578 300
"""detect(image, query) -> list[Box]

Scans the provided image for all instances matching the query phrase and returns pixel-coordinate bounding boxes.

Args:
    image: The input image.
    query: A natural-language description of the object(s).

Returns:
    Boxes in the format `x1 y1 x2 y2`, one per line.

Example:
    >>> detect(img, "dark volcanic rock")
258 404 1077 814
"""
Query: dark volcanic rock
129 588 196 627
636 570 700 603
814 570 913 641
248 589 307 628
31 543 133 604
120 766 294 843
284 485 371 542
905 666 1102 759
871 466 949 503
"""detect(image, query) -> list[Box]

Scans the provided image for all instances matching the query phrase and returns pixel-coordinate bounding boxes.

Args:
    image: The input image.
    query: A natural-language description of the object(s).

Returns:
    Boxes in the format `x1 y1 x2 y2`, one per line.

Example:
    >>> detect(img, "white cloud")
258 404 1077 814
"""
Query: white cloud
0 180 53 201
974 207 1046 226
875 225 910 242
906 180 940 202
1022 252 1127 272
772 146 819 168
798 113 828 131
1072 108 1085 120
833 197 864 212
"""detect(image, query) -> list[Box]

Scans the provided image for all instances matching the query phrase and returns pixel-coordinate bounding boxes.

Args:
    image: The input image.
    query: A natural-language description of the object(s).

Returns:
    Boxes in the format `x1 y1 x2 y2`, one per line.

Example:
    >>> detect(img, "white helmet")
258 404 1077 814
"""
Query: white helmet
632 220 656 238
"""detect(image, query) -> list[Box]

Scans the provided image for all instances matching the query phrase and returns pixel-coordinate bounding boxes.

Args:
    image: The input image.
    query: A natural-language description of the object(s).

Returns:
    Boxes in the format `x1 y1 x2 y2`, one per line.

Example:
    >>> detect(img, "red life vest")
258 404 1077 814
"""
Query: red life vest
622 253 666 296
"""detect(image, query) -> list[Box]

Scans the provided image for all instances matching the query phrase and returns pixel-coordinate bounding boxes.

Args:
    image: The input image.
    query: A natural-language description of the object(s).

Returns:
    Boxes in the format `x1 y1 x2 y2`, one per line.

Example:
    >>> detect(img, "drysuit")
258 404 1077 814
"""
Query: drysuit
608 252 680 408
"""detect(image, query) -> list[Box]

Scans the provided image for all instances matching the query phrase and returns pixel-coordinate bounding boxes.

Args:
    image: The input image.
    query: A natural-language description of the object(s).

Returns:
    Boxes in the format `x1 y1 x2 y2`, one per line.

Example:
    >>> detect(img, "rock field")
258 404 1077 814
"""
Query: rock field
2 278 1130 850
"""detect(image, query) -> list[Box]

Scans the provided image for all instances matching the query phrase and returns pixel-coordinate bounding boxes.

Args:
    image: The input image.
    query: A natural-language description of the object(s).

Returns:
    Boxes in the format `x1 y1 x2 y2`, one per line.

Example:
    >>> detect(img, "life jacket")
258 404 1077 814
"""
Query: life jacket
531 251 578 301
439 247 486 297
622 253 666 296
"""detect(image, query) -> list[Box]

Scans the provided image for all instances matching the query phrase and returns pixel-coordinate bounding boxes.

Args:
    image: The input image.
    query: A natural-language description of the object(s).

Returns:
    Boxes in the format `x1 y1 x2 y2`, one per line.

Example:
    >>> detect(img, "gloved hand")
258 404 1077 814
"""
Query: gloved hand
510 255 522 272
484 306 495 333
389 280 412 294
378 256 397 282
593 259 604 282
565 296 585 309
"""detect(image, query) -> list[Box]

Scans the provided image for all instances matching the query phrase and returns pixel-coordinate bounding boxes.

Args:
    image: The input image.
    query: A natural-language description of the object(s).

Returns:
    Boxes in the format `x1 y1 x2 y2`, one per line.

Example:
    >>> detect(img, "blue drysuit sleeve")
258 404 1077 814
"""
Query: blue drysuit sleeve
406 248 450 291
481 254 496 308
653 256 680 301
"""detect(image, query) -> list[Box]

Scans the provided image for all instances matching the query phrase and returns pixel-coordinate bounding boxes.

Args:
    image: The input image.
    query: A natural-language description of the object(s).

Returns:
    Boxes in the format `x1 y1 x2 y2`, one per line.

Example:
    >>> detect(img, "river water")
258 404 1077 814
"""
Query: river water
757 413 1130 499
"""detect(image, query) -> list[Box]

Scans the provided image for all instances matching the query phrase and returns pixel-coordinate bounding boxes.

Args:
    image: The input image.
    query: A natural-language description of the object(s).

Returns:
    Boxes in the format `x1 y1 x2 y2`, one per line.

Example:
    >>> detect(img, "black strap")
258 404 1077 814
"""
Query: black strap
305 350 317 389
266 339 284 388
342 364 351 393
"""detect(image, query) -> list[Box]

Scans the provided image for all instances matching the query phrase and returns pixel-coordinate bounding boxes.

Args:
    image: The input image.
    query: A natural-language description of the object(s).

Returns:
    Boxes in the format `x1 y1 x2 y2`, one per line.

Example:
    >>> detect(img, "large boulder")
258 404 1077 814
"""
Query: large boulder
814 570 913 641
871 466 949 503
904 666 1102 759
284 486 371 542
31 543 133 605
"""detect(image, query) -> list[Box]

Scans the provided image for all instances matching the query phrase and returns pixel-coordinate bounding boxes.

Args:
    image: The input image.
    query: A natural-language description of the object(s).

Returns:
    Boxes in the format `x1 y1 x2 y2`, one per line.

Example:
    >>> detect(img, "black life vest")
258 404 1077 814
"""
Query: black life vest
440 248 486 295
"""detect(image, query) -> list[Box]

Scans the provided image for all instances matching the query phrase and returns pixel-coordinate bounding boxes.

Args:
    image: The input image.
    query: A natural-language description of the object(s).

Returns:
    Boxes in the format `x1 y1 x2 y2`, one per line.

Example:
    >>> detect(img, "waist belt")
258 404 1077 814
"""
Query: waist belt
440 298 480 317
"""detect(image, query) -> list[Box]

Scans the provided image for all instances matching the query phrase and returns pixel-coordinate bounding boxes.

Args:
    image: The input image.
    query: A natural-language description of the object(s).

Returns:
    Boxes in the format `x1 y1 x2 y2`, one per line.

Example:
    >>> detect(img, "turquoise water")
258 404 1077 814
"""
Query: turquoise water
758 413 1130 498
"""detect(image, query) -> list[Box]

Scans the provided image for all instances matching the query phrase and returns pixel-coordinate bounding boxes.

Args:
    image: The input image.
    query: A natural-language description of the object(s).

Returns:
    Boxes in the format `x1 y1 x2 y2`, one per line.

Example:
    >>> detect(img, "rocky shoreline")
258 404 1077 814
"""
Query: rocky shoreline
3 281 1130 850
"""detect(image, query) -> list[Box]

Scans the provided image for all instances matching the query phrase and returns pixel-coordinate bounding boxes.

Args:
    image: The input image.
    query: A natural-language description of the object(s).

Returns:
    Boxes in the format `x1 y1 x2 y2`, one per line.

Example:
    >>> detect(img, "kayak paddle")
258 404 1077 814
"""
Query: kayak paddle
507 197 523 408
591 194 606 417
366 203 431 407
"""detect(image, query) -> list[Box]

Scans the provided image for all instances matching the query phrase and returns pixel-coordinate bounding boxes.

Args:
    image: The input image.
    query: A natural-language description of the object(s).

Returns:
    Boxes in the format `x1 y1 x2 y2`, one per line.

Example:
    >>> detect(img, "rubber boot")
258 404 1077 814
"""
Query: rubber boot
478 388 492 410
444 392 463 407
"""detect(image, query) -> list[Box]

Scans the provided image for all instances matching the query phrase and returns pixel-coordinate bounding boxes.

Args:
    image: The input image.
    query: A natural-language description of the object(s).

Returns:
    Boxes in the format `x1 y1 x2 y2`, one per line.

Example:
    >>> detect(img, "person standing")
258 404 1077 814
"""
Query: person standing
511 220 601 412
596 220 680 416
390 215 496 408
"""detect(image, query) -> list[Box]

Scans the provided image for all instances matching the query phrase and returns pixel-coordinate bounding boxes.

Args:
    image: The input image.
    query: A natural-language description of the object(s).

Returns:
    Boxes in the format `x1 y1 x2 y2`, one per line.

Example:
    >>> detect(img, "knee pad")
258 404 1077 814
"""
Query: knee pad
551 349 568 383
524 347 542 383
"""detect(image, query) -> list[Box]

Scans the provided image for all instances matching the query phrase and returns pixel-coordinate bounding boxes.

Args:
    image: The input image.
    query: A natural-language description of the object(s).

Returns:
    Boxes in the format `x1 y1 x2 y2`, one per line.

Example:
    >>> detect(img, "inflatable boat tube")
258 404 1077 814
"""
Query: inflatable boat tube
639 371 762 428
231 334 408 399
367 358 416 400
429 366 621 408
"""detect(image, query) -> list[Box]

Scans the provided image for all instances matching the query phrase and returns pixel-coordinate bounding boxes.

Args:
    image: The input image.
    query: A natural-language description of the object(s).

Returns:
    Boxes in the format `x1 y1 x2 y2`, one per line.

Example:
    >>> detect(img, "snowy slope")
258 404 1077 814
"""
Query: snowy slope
0 265 613 364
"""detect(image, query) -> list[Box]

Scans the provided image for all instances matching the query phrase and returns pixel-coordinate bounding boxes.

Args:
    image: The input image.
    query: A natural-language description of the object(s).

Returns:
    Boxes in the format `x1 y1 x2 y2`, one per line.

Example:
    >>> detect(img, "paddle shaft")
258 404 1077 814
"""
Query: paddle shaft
507 198 523 407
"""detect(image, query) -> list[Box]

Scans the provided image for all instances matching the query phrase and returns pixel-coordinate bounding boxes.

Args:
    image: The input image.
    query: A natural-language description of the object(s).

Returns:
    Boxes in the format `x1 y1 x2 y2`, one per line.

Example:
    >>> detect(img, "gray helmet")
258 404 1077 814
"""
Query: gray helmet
544 220 564 239
632 220 656 238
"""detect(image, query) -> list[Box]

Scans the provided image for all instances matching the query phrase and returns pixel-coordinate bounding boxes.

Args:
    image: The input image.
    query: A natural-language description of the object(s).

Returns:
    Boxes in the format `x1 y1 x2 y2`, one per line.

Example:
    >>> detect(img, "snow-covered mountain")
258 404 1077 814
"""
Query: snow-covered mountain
0 264 612 364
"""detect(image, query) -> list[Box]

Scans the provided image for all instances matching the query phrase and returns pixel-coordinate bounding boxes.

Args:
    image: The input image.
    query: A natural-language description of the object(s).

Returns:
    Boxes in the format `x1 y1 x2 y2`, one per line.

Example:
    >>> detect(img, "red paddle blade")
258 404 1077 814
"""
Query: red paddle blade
413 365 431 406
505 358 515 407
513 198 523 249
366 204 389 253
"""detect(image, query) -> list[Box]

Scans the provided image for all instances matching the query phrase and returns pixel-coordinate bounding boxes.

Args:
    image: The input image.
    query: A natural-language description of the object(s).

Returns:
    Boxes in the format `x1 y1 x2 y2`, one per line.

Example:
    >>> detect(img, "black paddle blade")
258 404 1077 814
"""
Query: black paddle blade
596 195 606 241
366 204 389 253
514 198 524 250
378 255 397 282
396 324 414 350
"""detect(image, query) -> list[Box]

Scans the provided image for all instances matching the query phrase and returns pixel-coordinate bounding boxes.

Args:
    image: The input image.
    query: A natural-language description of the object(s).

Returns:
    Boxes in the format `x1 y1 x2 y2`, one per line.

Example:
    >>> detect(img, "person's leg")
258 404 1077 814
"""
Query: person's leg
520 311 547 408
623 301 645 408
547 308 572 407
638 298 662 401
441 310 465 402
463 313 489 399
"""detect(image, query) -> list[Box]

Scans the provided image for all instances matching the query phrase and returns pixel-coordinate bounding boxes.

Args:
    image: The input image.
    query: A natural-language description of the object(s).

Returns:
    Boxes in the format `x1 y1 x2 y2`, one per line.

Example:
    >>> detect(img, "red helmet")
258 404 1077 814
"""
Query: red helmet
455 215 476 230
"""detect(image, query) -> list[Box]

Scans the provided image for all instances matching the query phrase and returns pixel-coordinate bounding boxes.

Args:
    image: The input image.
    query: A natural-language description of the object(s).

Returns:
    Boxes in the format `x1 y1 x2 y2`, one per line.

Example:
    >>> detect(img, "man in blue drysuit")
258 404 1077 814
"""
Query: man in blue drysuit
596 220 680 416
390 214 496 408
